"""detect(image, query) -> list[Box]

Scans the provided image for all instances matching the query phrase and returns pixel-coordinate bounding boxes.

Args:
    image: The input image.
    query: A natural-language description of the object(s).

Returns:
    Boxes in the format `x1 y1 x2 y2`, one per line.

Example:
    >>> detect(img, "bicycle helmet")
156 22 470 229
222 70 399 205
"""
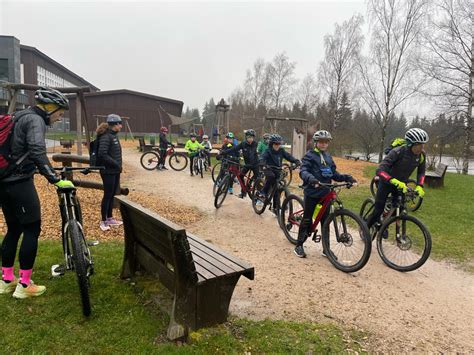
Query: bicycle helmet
245 129 256 137
160 126 168 133
202 134 209 139
226 132 234 139
106 114 122 124
34 87 69 110
190 133 197 138
405 128 429 145
312 130 332 142
268 134 283 145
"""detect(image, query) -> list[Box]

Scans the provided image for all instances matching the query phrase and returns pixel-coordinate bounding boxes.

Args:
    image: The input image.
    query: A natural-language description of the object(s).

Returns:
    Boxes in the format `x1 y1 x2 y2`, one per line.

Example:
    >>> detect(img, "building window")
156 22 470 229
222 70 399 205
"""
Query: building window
37 65 75 88
0 59 9 81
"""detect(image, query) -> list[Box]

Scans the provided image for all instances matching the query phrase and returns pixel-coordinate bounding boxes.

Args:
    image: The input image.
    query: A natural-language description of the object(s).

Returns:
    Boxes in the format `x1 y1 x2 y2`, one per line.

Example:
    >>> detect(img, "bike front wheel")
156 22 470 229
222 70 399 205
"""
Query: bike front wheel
140 151 160 170
280 194 304 245
214 175 230 209
168 153 188 171
199 159 204 178
322 209 372 273
251 177 268 215
68 220 92 316
281 163 293 187
211 162 222 183
377 215 431 272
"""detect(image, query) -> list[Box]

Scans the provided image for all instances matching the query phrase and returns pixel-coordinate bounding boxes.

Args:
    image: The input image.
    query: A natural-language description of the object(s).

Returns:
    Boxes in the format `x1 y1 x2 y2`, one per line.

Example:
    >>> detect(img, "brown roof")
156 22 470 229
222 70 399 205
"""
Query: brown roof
80 89 183 106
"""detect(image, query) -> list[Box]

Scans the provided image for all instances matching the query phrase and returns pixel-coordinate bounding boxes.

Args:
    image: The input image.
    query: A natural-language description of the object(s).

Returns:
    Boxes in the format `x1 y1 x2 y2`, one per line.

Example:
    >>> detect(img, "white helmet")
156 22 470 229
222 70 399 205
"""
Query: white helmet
405 128 429 145
313 130 332 142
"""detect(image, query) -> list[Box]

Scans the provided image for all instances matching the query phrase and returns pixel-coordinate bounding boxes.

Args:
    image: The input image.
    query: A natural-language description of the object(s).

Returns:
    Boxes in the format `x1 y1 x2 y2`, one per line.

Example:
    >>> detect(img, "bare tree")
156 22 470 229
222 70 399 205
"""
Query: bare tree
359 0 428 162
318 14 364 130
296 73 319 115
244 58 268 117
419 0 473 174
267 52 297 113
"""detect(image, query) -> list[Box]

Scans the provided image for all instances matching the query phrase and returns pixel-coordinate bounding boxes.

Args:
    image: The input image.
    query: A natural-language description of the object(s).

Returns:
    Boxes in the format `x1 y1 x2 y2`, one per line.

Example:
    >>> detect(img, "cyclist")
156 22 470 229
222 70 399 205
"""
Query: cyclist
258 134 300 208
366 128 428 234
294 130 356 258
200 134 212 168
157 126 171 170
216 132 239 194
257 133 270 155
97 114 123 231
224 129 259 198
185 133 204 176
0 87 72 298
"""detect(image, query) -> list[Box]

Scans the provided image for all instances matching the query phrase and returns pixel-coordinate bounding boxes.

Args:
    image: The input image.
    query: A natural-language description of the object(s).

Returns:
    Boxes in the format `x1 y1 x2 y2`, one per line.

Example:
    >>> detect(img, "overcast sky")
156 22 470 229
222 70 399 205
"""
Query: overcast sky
1 0 368 111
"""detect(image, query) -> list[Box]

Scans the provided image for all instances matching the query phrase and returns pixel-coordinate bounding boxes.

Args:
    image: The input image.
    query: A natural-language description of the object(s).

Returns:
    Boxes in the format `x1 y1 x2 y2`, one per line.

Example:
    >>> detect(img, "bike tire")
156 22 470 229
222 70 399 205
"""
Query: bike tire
140 151 160 170
251 177 268 215
282 163 293 187
68 220 92 316
168 153 188 171
214 175 230 209
280 194 305 245
406 179 423 212
370 177 378 197
211 162 222 183
322 208 372 273
199 159 204 178
360 197 375 222
377 214 431 272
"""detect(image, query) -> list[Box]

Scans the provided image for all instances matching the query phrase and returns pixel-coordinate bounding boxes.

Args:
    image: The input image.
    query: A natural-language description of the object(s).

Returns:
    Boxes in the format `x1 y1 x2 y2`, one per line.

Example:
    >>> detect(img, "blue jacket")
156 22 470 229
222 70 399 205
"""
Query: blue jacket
259 147 298 168
300 148 351 198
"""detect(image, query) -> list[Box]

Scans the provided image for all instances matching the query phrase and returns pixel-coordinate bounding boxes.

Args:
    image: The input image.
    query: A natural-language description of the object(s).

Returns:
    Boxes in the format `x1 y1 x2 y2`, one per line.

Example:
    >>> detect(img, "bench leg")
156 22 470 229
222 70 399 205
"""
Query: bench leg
167 297 188 341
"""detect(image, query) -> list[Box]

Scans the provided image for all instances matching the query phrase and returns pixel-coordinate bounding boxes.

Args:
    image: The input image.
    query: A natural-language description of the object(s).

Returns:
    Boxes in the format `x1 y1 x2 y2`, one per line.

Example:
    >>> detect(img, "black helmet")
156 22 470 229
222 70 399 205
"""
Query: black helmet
268 134 283 145
313 130 332 142
34 87 69 110
245 129 256 137
190 133 197 138
405 128 429 145
106 114 122 124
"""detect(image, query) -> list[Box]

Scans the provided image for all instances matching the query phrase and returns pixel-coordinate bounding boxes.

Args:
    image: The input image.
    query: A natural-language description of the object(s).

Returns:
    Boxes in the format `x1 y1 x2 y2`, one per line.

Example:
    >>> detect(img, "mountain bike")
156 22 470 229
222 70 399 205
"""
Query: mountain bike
360 187 431 272
140 145 188 171
370 176 423 212
51 166 103 316
214 159 259 208
251 164 296 219
192 150 208 178
280 182 372 273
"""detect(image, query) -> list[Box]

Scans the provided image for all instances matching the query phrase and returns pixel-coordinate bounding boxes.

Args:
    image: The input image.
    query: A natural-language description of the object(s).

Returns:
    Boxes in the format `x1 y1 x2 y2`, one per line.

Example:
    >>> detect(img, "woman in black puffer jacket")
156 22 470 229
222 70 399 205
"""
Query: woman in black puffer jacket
96 114 123 231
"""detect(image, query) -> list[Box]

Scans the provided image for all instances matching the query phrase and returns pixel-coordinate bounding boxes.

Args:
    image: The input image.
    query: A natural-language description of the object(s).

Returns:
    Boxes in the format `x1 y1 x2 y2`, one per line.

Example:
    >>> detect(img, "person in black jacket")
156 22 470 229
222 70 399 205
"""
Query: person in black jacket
258 134 300 209
294 130 356 258
0 87 72 298
157 126 171 170
366 128 428 232
96 114 123 231
224 129 259 198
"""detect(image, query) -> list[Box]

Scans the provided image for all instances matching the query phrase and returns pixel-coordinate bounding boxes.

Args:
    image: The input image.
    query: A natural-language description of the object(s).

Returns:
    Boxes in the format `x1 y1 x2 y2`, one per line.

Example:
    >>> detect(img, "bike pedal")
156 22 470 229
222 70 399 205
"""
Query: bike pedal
312 234 322 243
87 240 100 247
51 264 66 277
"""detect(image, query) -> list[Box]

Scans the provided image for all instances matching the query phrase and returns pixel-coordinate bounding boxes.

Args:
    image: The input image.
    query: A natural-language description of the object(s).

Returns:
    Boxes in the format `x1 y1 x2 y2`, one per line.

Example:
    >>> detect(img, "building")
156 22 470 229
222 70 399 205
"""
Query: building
0 35 184 133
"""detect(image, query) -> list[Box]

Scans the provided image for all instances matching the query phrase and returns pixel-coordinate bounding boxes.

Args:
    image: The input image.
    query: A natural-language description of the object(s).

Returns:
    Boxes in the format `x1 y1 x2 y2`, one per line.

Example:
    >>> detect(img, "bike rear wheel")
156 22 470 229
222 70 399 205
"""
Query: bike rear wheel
280 194 304 245
68 219 92 316
322 209 371 273
377 215 431 272
211 162 222 183
406 180 423 212
168 153 188 171
140 151 160 170
214 175 230 209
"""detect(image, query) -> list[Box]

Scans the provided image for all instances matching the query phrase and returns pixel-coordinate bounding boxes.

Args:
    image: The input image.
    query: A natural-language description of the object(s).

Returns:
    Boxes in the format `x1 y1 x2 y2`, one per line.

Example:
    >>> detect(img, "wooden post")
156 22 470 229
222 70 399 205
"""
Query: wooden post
76 96 82 157
7 89 18 114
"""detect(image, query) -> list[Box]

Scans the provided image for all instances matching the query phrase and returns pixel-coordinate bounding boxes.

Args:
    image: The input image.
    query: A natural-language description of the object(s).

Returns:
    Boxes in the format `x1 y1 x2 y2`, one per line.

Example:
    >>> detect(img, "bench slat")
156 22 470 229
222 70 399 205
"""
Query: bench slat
191 249 236 277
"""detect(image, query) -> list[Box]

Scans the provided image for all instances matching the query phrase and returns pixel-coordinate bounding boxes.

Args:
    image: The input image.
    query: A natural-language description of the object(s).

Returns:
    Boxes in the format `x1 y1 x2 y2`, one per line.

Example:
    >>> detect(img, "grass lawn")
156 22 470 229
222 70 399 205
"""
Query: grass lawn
340 166 474 269
0 241 366 353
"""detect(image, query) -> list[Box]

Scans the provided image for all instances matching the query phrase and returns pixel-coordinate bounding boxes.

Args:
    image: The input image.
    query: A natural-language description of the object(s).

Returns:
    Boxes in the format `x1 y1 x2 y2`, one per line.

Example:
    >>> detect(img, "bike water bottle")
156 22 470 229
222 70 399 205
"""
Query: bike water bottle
313 203 322 219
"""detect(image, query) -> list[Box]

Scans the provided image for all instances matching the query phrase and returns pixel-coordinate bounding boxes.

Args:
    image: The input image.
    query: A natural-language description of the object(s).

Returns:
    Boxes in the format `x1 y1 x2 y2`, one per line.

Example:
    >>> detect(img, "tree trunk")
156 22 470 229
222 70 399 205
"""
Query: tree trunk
462 41 473 175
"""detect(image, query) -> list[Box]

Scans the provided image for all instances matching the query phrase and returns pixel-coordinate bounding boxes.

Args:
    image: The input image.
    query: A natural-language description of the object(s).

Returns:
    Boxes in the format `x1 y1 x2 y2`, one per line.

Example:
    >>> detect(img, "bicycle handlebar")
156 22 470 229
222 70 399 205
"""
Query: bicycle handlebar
299 181 354 189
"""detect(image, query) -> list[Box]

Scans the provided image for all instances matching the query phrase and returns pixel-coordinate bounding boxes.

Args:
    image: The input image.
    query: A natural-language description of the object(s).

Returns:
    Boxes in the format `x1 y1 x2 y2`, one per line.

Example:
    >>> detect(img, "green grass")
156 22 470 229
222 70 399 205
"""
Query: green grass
0 241 367 353
339 166 474 269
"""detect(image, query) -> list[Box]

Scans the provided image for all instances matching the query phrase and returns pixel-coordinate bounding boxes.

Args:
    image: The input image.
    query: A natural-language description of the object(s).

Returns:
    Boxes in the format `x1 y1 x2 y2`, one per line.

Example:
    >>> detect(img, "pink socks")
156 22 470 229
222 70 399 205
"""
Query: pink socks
19 269 32 286
1 267 14 282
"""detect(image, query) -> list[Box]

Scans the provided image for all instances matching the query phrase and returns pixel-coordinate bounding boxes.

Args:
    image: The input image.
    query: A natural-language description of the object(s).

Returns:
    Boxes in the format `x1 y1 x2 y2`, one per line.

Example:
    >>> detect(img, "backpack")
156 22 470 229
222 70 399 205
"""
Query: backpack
387 137 425 165
0 112 29 179
89 135 101 166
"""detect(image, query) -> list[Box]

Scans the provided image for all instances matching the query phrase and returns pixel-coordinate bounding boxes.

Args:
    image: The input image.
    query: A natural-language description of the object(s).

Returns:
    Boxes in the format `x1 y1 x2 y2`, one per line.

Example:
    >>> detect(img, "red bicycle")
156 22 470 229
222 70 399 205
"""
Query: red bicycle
214 159 260 208
280 182 371 273
140 145 188 171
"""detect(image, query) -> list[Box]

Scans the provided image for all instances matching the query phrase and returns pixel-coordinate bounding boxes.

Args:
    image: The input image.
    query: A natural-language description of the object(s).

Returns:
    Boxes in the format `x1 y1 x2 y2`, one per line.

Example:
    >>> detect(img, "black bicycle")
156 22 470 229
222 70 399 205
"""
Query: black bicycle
51 166 103 316
360 188 431 272
370 176 423 212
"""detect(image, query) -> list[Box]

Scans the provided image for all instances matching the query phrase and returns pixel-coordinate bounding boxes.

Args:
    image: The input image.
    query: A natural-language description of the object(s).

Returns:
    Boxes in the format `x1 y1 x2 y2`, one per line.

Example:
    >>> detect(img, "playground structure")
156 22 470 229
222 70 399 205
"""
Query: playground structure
264 116 309 160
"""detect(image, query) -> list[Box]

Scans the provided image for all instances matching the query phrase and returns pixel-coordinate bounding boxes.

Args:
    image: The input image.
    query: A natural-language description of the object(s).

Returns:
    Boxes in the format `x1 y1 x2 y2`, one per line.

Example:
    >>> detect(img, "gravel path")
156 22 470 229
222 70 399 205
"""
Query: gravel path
122 148 474 352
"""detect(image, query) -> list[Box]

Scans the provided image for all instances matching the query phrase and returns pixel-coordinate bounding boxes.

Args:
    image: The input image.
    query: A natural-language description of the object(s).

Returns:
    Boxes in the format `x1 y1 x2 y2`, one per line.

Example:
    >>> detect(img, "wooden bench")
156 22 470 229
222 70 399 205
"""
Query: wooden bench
59 139 74 149
116 196 254 341
137 136 156 152
425 163 448 188
344 154 360 161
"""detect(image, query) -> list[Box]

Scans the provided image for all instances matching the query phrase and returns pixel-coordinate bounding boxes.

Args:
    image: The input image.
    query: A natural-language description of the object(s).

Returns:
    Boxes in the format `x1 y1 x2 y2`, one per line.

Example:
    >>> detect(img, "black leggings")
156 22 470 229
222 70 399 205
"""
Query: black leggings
100 173 120 221
158 147 167 167
366 181 399 228
297 195 330 246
